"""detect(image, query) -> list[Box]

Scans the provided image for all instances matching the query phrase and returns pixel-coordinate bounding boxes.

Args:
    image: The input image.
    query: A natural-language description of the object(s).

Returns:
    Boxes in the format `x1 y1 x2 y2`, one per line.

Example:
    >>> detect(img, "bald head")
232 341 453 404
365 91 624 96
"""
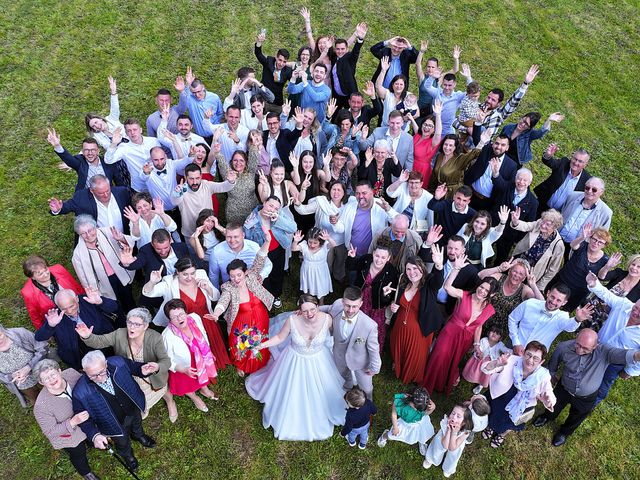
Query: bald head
391 214 409 240
575 329 598 355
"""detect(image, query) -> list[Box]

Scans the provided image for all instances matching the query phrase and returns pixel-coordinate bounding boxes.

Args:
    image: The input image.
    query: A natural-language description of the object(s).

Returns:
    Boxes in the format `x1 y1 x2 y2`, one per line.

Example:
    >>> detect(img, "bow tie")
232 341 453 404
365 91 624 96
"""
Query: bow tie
157 169 167 176
342 314 356 324
180 136 191 142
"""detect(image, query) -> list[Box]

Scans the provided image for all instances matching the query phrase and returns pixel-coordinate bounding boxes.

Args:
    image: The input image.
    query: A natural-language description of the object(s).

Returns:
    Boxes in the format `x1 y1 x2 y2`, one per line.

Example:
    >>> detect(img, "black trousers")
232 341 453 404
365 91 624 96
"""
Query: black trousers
542 382 597 436
264 245 286 298
107 275 136 315
112 410 145 458
469 190 494 212
64 441 91 476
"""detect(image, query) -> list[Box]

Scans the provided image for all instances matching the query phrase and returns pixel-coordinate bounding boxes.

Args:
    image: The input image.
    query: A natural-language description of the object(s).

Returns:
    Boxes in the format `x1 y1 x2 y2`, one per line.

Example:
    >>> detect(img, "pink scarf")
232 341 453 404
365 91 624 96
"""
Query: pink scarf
169 315 217 384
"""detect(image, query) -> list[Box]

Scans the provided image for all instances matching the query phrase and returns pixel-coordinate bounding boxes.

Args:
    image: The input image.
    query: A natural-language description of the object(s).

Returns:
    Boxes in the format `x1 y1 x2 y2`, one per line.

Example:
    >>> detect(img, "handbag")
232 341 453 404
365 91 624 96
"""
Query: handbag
513 406 535 426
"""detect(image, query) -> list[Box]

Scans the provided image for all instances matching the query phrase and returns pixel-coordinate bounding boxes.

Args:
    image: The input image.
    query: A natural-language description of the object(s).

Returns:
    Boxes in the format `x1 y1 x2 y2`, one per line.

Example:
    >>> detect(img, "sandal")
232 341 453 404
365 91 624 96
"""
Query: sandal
481 428 494 440
490 434 505 448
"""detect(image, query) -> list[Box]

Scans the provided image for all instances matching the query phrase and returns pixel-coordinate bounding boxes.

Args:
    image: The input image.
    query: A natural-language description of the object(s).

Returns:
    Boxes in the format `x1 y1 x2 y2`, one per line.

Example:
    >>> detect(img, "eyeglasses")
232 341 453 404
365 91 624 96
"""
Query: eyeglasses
88 369 108 380
169 311 187 321
590 237 606 245
524 352 543 362
40 371 61 383
423 123 435 129
126 320 145 329
584 186 600 192
78 228 96 237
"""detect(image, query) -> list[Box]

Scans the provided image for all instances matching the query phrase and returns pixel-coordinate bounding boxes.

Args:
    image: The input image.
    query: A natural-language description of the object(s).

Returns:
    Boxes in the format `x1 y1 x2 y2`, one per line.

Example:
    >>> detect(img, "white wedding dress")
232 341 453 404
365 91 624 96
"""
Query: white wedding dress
245 316 346 441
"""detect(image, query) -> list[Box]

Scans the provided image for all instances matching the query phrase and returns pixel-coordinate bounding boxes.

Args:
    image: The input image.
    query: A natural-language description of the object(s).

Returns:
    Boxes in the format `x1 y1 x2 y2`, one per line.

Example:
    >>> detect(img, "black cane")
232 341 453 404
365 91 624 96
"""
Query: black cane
106 440 143 480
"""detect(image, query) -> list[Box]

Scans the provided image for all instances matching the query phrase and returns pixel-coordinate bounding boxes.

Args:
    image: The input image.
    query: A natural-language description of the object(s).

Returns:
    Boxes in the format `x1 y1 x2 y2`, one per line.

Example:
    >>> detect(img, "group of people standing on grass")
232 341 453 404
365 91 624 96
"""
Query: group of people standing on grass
2 6 639 479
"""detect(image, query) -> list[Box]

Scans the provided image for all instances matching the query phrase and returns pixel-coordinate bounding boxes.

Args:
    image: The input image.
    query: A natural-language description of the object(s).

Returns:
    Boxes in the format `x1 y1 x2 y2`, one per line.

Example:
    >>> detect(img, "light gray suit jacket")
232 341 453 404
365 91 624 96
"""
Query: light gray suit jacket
359 127 414 171
325 299 381 374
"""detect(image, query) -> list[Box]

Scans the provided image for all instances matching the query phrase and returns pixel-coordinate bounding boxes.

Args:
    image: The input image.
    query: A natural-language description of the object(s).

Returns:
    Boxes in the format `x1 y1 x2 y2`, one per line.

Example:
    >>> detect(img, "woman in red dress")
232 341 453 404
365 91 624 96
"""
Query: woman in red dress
408 100 443 189
20 256 84 329
210 230 273 376
162 299 218 412
389 249 445 384
142 257 231 371
423 254 498 396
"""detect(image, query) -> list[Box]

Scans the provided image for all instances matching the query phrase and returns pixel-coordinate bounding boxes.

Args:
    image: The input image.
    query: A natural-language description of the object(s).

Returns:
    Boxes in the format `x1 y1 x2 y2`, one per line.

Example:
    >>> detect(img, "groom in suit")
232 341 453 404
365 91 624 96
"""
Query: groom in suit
323 287 381 400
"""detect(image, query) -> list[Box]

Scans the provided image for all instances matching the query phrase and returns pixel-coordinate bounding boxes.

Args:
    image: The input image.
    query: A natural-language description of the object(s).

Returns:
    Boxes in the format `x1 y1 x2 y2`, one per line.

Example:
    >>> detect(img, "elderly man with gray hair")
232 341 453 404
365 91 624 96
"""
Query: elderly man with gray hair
560 176 612 247
35 288 117 370
72 351 159 472
75 307 176 422
33 359 100 479
370 214 422 271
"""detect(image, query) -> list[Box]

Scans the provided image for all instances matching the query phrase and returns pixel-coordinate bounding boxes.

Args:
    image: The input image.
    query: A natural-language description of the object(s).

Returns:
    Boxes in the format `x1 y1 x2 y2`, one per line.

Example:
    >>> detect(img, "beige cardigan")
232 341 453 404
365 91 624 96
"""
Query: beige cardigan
33 369 86 450
72 227 135 300
213 253 273 334
511 219 565 290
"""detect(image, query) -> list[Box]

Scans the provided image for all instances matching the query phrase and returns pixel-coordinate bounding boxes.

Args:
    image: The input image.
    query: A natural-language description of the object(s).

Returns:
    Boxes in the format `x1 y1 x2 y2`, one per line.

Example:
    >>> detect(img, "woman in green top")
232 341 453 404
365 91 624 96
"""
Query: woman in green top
377 386 436 450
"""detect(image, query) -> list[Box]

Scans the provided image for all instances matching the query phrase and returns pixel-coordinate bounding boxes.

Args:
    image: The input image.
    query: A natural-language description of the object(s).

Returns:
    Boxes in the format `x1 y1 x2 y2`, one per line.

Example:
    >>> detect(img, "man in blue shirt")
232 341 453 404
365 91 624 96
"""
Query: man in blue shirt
287 64 332 123
175 66 224 141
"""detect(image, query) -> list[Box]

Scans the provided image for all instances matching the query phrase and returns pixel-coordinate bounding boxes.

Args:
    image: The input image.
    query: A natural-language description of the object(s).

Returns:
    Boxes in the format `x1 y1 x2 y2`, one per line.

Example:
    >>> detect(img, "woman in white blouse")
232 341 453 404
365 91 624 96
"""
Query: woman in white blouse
124 193 177 249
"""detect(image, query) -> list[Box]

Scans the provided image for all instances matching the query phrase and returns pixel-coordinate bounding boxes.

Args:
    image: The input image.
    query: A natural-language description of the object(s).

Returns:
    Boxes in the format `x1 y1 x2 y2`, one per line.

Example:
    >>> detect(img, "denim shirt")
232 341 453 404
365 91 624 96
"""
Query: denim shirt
500 123 550 165
243 206 298 248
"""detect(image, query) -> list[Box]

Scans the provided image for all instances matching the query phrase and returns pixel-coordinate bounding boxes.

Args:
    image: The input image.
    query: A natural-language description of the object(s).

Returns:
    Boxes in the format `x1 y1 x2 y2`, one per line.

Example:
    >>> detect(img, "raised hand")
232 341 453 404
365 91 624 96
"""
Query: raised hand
420 40 428 53
355 22 368 39
150 265 164 284
399 169 410 182
109 226 125 243
510 206 521 225
123 205 140 223
581 222 593 240
185 66 195 86
300 6 311 21
46 128 61 148
545 143 558 157
432 99 443 116
434 183 448 200
119 245 135 266
293 230 304 243
498 351 511 366
84 286 103 305
489 157 501 176
74 322 94 339
230 78 243 96
301 173 312 191
498 258 515 273
319 229 331 242
142 162 153 175
175 178 186 194
525 64 540 84
174 75 186 92
431 66 442 79
108 75 117 95
281 99 292 118
606 252 623 269
575 303 594 322
548 112 565 123
426 224 444 245
257 169 269 186
461 63 471 78
380 55 391 71
48 197 64 213
326 97 338 119
453 45 462 59
293 106 304 125
45 308 64 328
526 271 537 286
585 271 598 288
160 105 170 121
112 126 123 144
347 243 357 258
364 147 374 164
376 197 390 212
152 197 165 214
363 80 375 97
498 205 510 224
453 254 469 270
382 282 396 297
432 244 444 267
226 169 238 183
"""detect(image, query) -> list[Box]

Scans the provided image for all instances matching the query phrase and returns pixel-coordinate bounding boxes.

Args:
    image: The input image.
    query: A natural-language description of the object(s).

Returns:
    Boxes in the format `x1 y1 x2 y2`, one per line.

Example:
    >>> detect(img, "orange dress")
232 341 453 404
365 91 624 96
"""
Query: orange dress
390 291 434 384
229 291 271 374
180 288 231 371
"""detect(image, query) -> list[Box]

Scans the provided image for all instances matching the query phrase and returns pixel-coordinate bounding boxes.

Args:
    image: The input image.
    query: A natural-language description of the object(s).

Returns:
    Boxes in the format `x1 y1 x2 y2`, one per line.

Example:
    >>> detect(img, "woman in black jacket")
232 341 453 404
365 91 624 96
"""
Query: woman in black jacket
346 241 399 350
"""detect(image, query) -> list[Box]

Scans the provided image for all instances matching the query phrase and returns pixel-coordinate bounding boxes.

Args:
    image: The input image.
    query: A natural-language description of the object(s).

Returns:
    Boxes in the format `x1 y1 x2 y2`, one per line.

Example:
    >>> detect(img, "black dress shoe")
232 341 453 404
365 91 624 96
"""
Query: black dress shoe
134 434 157 448
552 433 567 447
533 415 549 428
122 454 139 470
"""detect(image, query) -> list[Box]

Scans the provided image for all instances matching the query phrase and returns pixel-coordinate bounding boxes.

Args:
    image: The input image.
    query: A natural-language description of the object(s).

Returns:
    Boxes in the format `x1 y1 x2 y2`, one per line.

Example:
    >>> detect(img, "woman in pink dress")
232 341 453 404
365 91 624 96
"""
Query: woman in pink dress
423 255 498 396
408 100 443 189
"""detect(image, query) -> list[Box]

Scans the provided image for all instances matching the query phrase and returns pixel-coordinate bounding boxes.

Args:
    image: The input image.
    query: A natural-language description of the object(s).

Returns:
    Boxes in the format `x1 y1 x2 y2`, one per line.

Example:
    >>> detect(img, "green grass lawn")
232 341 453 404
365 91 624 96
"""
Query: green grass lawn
1 1 639 478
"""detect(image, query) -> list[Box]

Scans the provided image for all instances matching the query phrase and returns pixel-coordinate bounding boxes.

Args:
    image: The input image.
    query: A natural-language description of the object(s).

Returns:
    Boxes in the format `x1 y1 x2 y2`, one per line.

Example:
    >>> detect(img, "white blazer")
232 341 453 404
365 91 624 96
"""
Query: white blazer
457 224 504 268
144 269 220 326
340 201 391 249
162 313 210 372
386 184 434 231
294 196 350 245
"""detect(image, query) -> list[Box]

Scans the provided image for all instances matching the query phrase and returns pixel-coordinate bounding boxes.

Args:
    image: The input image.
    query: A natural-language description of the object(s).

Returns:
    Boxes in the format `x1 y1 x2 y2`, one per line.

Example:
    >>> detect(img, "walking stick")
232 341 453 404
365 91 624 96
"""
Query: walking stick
106 440 143 480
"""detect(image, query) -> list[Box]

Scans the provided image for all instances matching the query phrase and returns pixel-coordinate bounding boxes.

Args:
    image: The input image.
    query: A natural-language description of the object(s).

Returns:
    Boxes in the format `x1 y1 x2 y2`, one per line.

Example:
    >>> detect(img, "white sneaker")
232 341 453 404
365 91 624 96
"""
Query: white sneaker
422 460 432 469
473 385 483 394
273 298 282 308
418 442 427 456
377 430 389 447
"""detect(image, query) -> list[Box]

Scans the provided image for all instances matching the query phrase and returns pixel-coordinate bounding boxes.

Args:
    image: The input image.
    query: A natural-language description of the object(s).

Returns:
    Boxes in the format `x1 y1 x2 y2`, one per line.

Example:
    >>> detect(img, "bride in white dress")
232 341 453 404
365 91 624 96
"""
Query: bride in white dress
246 294 346 441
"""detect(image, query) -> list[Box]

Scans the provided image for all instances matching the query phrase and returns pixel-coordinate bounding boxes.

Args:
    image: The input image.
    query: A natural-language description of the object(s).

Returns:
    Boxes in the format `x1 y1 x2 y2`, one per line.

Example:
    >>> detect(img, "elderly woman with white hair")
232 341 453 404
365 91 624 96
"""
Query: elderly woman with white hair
510 208 566 291
357 139 402 200
71 214 136 312
0 324 49 407
33 359 99 479
75 308 176 422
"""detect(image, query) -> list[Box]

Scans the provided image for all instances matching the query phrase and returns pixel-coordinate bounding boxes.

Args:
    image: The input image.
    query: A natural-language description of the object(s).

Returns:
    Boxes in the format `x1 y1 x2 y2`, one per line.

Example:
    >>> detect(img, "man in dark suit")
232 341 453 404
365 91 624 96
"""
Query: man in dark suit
118 229 190 282
34 289 118 370
533 143 591 215
48 174 131 234
47 128 125 191
254 31 293 111
427 185 476 244
330 24 368 108
420 234 479 314
370 36 419 88
491 168 539 263
263 112 303 173
464 135 518 211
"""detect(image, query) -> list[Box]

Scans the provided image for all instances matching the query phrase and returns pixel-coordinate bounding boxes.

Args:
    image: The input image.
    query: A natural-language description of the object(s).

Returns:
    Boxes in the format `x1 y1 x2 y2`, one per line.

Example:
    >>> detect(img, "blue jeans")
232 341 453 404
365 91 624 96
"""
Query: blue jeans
595 363 625 406
347 422 370 446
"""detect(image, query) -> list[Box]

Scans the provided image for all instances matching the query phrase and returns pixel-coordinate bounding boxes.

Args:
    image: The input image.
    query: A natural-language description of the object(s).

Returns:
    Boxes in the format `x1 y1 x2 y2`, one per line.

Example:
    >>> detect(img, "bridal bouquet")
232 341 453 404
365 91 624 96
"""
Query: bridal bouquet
233 324 268 361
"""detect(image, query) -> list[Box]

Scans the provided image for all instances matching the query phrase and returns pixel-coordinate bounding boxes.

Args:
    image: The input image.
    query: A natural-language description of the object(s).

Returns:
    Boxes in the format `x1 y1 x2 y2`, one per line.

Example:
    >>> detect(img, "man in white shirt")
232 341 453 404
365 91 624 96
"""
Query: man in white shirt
104 118 161 193
208 223 272 290
157 112 205 162
508 283 593 355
